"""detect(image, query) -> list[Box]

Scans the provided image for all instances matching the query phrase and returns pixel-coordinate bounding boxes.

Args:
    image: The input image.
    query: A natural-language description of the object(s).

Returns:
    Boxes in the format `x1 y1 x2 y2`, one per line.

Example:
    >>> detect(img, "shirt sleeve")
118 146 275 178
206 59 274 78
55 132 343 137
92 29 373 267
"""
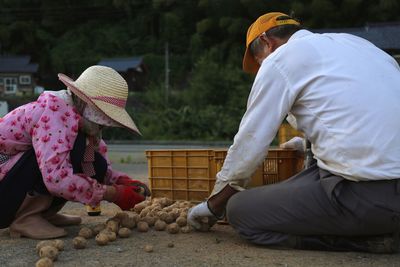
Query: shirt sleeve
30 94 106 206
97 140 131 185
211 62 296 196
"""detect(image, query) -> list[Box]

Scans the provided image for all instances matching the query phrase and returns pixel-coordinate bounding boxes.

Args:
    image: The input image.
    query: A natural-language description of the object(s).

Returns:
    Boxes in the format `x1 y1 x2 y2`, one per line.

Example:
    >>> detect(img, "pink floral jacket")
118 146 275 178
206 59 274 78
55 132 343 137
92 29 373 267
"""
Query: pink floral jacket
0 91 128 206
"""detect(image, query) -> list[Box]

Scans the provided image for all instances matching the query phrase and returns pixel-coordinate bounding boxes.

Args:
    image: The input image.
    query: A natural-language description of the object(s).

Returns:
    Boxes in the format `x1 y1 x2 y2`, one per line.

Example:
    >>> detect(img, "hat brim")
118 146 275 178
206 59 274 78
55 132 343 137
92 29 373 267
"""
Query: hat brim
243 47 260 74
58 73 141 135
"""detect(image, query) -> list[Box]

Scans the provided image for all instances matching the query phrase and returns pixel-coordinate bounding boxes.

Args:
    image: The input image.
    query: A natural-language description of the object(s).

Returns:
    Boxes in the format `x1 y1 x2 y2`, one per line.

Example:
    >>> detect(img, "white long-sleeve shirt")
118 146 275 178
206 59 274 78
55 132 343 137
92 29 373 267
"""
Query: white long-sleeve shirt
212 29 400 195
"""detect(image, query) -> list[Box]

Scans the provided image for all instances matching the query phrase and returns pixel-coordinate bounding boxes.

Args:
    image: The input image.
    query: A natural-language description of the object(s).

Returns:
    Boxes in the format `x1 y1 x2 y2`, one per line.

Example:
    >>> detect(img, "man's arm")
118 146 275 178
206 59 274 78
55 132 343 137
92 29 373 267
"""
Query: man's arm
188 62 296 229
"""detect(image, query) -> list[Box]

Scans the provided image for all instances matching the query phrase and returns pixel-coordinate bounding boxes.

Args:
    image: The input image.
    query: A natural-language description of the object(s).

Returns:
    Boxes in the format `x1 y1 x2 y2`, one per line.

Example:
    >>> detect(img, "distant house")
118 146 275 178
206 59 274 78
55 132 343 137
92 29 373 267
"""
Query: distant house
0 55 39 96
0 101 8 117
315 22 400 63
98 57 147 92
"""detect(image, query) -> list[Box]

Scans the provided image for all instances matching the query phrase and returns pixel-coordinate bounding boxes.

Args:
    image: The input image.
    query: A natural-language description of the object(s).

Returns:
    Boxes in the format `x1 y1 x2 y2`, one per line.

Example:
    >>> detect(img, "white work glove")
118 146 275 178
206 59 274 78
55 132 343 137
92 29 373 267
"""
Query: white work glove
187 201 218 231
279 136 305 152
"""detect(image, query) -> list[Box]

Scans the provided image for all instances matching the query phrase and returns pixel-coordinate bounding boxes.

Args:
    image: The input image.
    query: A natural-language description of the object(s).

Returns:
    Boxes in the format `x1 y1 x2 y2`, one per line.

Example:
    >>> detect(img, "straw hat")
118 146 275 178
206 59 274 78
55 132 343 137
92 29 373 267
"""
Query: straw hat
58 65 140 134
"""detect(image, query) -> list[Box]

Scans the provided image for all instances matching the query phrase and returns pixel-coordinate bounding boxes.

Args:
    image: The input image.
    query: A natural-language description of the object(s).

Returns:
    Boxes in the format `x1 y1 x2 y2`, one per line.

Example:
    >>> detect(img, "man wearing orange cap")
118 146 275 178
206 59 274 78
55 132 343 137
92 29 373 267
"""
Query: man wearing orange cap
188 12 400 253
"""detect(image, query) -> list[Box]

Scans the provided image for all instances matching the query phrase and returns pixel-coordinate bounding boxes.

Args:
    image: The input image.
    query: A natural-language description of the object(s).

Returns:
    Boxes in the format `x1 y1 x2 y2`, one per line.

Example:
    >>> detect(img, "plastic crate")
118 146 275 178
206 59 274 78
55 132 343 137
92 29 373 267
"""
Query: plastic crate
213 149 264 187
146 150 216 202
214 148 304 186
278 123 304 144
263 149 303 184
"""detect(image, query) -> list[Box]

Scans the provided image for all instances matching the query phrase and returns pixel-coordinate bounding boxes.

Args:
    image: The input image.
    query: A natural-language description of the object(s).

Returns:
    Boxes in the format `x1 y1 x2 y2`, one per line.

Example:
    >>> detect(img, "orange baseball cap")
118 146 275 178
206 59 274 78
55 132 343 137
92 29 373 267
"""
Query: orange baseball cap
243 12 300 74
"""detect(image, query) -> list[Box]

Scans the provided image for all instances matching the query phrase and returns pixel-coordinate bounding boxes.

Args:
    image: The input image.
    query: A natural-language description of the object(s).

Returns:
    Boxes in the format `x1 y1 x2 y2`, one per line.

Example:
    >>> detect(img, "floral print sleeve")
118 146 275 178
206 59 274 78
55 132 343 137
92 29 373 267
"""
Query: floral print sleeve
29 93 106 206
97 140 131 185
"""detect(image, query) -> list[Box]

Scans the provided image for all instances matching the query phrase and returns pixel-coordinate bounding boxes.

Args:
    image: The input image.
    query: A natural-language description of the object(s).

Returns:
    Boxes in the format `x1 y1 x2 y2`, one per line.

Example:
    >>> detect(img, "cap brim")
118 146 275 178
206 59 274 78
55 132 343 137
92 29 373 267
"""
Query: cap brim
58 73 141 135
242 47 260 74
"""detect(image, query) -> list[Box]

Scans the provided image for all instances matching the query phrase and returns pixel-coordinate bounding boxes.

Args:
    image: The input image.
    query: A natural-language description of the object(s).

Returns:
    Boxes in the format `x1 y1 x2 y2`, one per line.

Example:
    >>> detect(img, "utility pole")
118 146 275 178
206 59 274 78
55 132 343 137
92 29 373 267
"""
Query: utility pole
165 42 170 104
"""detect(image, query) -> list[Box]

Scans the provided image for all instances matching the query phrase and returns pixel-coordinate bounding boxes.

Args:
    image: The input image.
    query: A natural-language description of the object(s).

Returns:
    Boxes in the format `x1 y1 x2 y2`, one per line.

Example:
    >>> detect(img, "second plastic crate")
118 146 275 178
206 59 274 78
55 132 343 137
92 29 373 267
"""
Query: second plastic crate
278 123 304 144
214 148 303 186
213 149 264 187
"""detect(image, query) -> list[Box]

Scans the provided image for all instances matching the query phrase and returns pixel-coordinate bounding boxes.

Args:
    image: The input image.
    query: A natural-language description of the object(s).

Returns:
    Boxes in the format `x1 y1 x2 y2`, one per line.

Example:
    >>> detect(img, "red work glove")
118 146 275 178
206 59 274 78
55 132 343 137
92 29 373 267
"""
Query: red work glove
116 176 151 197
112 184 145 211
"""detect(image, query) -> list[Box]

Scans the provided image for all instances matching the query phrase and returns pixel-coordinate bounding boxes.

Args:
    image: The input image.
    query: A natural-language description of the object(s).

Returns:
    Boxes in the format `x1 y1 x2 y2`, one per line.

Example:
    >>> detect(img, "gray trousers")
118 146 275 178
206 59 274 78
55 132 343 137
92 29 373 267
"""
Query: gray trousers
226 164 400 246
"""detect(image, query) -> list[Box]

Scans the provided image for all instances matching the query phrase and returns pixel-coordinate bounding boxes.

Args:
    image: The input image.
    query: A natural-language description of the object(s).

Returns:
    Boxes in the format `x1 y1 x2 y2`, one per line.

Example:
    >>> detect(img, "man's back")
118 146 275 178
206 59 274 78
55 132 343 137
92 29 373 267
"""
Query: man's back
265 30 400 180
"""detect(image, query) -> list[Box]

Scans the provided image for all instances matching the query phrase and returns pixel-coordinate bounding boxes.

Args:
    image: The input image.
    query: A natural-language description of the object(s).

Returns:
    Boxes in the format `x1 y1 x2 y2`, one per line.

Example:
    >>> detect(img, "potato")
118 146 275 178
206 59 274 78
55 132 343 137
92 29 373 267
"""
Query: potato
101 230 117 242
36 241 56 254
147 211 158 218
144 244 153 252
106 217 121 225
165 198 174 206
180 225 192 234
72 236 87 249
158 211 168 221
53 239 64 251
178 202 188 209
151 198 161 205
121 216 136 229
35 257 53 267
113 212 129 221
151 203 162 210
118 227 132 238
137 221 149 232
144 216 156 226
133 201 149 213
92 223 106 234
164 213 175 224
39 246 58 261
131 213 140 223
163 206 173 213
95 233 109 246
166 223 180 234
154 220 167 231
171 209 180 220
167 242 174 248
78 227 93 239
106 220 119 233
176 216 187 227
181 206 190 212
169 202 179 208
139 207 151 218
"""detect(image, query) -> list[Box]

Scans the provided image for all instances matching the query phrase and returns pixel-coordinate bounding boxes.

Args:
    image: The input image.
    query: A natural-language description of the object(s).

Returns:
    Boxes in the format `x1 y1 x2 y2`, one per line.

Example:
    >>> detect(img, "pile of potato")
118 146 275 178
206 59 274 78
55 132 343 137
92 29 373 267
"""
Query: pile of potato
132 197 195 234
35 197 208 264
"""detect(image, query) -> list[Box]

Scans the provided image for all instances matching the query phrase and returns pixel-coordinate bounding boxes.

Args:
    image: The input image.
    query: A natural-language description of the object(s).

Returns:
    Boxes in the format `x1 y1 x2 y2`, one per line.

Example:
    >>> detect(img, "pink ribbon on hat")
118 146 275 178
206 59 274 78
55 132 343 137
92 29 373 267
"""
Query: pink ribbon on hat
91 96 126 108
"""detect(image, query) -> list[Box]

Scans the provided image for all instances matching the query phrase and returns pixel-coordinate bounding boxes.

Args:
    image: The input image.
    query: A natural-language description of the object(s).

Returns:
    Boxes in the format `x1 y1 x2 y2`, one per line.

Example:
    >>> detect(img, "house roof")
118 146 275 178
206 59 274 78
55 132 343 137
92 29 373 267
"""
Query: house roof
314 22 400 50
98 57 144 72
0 55 39 73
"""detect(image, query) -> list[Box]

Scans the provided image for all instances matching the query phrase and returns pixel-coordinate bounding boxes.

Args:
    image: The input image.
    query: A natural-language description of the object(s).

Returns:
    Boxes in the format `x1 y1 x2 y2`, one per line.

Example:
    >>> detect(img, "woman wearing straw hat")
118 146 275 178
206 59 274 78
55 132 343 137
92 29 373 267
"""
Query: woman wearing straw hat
0 65 150 239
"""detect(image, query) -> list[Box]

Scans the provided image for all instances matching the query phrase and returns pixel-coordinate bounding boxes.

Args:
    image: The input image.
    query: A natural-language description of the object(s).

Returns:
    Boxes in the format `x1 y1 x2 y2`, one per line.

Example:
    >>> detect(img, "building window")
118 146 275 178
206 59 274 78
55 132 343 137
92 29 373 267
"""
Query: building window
4 77 17 94
19 75 31 85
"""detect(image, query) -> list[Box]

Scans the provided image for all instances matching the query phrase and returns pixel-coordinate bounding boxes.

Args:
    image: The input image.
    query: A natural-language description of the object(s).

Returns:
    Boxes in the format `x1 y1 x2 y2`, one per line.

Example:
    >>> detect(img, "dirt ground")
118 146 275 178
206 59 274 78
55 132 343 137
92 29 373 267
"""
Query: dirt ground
1 144 400 266
1 202 400 267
